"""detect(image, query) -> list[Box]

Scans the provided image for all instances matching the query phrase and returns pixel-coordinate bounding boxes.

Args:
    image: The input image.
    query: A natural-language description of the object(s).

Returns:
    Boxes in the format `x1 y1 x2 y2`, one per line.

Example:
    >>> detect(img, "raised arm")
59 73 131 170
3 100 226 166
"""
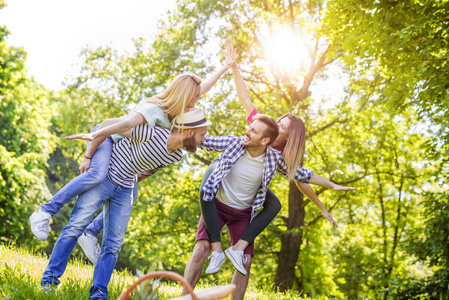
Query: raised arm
200 40 238 95
230 43 255 116
295 182 337 228
231 67 255 116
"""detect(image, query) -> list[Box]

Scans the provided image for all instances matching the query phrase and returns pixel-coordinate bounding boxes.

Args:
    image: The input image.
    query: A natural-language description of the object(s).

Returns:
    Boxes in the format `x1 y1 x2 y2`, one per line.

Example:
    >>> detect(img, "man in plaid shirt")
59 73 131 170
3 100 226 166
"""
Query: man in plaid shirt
183 114 313 300
200 124 313 222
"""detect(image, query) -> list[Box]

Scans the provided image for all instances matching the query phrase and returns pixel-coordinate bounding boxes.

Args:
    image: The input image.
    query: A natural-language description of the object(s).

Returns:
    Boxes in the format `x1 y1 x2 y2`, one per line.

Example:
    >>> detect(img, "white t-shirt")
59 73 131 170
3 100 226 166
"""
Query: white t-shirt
111 101 171 143
216 151 265 209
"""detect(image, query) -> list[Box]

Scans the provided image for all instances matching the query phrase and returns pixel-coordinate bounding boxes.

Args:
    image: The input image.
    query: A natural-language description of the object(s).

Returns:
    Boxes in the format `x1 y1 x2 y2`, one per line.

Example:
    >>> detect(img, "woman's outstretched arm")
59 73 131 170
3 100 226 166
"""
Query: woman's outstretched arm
66 113 145 142
309 173 356 191
295 182 337 228
70 118 132 173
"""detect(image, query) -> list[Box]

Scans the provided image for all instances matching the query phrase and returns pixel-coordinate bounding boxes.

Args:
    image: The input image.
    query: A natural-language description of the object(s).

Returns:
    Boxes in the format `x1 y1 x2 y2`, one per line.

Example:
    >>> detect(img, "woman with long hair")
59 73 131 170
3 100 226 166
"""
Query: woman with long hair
199 41 355 275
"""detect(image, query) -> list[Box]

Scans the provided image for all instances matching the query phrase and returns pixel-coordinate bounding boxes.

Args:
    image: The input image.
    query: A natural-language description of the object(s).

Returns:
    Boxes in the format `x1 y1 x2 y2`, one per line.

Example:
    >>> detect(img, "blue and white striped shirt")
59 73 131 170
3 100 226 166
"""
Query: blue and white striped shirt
109 125 183 188
200 135 313 220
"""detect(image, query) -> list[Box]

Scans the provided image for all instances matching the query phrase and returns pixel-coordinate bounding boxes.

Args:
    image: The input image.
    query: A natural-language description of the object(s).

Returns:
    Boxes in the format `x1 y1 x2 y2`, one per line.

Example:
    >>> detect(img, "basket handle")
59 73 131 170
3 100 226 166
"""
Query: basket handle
116 271 198 300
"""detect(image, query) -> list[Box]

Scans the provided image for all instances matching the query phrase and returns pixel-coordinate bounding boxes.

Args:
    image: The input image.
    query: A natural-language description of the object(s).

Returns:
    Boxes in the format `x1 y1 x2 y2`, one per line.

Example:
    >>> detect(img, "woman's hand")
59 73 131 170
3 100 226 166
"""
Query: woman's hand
65 133 94 141
200 39 239 96
322 210 338 229
220 39 238 69
79 157 91 174
331 184 356 191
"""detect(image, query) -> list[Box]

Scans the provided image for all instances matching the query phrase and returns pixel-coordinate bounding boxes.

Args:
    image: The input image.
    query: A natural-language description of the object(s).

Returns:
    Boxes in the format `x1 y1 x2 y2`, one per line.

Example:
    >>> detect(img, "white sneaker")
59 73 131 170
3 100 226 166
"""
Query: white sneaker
78 232 100 264
225 247 247 275
205 251 226 274
29 209 51 241
41 285 56 294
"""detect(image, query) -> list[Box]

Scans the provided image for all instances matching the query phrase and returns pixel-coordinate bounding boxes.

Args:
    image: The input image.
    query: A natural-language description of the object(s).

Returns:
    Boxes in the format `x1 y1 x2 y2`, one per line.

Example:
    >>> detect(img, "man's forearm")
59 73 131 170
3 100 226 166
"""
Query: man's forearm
84 137 107 158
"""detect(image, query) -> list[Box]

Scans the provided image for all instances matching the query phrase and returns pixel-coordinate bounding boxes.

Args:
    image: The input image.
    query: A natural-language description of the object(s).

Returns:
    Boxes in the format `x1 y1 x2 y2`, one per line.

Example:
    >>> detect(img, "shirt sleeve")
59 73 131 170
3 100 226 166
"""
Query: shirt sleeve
246 108 259 123
276 158 314 182
111 133 125 143
134 102 172 129
199 135 238 152
131 124 154 142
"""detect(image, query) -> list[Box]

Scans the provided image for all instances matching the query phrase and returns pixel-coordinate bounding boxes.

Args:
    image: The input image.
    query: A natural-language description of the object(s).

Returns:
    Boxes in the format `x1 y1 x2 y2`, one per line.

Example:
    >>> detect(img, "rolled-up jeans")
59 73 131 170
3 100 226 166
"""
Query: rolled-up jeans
41 176 134 300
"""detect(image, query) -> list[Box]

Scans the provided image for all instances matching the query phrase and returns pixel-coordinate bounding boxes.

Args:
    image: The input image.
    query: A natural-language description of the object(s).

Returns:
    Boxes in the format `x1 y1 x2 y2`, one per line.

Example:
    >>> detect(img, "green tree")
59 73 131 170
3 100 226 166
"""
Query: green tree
392 191 449 299
151 1 437 296
49 0 441 298
325 0 449 156
323 1 449 297
321 104 430 299
117 166 204 273
0 0 56 244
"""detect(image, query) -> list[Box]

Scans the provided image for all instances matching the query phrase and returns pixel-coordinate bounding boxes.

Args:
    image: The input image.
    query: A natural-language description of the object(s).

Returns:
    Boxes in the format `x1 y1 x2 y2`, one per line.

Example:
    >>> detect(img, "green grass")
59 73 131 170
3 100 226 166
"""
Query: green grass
0 243 305 299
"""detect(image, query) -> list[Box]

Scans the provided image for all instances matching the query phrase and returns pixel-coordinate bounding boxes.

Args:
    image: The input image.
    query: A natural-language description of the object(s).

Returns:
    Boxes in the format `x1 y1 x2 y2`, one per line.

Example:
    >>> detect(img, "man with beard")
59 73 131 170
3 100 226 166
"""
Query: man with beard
182 114 313 300
40 108 211 300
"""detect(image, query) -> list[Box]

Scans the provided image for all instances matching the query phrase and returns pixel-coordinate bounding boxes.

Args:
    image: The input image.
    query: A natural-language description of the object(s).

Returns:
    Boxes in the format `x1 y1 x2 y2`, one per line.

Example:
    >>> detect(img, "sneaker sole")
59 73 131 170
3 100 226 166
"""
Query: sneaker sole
29 217 48 241
78 236 99 264
225 249 247 276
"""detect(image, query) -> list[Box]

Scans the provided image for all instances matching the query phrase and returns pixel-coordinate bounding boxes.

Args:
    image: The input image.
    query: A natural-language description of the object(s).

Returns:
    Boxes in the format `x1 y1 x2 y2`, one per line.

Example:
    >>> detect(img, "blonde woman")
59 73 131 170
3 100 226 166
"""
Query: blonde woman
29 47 238 241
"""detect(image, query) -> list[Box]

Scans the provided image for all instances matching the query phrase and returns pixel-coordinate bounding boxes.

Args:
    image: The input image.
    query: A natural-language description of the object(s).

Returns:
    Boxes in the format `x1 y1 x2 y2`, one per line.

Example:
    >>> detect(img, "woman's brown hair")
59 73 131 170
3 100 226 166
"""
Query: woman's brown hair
278 113 306 181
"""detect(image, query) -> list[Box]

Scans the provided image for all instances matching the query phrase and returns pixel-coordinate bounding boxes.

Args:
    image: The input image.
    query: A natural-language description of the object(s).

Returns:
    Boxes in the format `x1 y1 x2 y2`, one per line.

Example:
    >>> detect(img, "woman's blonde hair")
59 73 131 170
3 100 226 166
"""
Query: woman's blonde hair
278 113 306 181
146 73 202 122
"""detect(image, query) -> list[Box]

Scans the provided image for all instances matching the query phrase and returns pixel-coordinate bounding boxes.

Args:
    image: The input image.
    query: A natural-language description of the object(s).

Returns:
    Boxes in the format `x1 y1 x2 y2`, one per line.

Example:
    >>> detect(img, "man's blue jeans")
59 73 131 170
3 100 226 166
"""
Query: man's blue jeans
85 212 104 237
41 126 113 216
41 176 134 300
85 183 138 237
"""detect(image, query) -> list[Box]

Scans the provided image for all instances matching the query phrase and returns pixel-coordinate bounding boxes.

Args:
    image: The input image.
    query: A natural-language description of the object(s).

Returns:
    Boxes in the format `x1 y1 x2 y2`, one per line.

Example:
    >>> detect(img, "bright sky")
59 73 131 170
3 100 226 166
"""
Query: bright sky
0 0 176 90
0 0 346 106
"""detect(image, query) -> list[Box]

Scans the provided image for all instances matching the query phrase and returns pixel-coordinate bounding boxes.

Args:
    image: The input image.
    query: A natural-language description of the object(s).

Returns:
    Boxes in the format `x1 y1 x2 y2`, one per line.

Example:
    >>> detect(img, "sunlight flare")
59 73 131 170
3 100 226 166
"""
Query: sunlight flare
263 27 308 73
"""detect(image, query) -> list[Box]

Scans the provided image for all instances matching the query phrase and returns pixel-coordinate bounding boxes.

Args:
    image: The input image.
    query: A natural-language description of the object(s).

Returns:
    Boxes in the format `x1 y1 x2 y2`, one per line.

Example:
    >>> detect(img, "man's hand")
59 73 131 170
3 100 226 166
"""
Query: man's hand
322 210 338 229
137 168 160 182
66 133 94 141
79 157 91 174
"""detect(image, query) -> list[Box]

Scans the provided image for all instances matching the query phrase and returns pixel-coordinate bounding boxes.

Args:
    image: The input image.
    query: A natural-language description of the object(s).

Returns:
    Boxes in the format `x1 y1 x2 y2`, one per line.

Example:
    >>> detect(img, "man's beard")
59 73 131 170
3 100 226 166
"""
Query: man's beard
183 136 198 153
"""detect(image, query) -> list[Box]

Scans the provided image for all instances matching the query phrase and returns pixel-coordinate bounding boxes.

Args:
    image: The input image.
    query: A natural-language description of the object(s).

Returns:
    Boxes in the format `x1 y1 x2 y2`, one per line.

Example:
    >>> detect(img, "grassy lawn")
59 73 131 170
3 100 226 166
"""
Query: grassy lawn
0 244 304 299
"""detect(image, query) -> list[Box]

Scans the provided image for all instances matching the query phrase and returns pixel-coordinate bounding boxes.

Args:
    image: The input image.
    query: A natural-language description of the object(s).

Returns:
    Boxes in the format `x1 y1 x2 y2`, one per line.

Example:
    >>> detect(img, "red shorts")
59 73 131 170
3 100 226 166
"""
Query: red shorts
196 199 254 256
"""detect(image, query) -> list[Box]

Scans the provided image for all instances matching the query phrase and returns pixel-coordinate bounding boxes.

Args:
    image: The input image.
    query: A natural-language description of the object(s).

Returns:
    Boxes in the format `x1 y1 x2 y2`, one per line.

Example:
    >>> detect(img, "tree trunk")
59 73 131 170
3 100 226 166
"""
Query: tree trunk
274 181 305 291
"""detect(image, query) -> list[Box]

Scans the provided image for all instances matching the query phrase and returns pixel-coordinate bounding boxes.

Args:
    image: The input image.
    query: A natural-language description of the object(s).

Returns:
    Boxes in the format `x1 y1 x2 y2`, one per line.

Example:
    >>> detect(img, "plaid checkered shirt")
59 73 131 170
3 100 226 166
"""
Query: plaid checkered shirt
200 135 314 220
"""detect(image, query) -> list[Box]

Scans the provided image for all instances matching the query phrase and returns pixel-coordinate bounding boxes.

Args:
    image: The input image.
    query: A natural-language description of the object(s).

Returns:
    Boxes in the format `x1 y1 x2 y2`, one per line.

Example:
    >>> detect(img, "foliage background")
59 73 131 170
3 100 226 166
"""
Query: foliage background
1 0 448 299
